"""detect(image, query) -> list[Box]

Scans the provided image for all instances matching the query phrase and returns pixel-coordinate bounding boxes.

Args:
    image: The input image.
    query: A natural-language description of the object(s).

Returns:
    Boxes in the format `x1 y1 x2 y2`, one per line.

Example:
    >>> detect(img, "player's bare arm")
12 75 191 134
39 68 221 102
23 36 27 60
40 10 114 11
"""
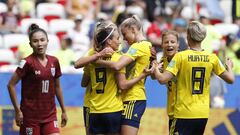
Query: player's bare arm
116 66 152 90
7 72 23 127
55 78 68 127
152 60 174 84
96 55 133 71
74 47 114 69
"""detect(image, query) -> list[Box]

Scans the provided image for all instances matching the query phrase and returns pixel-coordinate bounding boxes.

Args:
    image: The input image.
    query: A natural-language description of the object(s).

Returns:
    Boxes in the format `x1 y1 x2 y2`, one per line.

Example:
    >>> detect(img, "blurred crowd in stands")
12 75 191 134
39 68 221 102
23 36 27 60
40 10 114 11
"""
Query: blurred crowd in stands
0 0 239 77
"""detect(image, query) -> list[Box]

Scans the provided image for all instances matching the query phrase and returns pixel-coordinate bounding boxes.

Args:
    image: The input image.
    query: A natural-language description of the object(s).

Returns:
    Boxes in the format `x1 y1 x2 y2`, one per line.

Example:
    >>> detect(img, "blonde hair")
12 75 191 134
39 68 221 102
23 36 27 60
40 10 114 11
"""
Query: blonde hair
120 15 142 31
93 21 117 52
161 30 179 42
187 21 206 42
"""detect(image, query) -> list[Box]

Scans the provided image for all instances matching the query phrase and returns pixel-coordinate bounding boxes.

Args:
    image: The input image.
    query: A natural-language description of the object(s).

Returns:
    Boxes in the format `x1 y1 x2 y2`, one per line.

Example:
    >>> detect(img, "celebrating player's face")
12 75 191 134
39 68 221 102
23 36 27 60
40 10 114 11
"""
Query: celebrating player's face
109 30 120 51
121 27 135 45
162 34 179 59
30 31 48 55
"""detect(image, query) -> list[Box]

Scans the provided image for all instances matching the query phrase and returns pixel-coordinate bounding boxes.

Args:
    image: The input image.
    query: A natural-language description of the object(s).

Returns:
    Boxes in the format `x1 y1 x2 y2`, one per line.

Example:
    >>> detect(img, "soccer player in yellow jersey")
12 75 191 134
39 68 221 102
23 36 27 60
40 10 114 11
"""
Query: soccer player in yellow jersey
75 47 114 135
152 21 235 135
96 15 152 135
81 66 91 135
81 49 96 135
157 30 182 130
76 21 150 135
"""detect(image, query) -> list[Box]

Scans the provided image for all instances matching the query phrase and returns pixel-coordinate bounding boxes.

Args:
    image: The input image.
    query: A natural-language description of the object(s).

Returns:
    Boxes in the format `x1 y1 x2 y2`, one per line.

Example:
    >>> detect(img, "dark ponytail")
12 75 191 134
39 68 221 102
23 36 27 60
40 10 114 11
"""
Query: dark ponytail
93 21 116 51
28 24 48 42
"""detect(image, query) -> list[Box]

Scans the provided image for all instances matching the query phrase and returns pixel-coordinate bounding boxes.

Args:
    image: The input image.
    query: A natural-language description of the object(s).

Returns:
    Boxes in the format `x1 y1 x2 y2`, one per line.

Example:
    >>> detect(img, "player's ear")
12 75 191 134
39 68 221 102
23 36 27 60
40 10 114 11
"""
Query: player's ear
106 38 112 45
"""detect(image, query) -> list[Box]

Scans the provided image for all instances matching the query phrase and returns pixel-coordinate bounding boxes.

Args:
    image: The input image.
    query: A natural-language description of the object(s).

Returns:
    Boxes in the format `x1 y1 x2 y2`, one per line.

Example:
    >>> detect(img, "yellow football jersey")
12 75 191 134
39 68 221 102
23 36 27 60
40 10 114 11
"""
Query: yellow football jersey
161 57 177 118
122 40 152 101
83 65 91 107
88 52 123 113
82 48 95 107
166 50 225 118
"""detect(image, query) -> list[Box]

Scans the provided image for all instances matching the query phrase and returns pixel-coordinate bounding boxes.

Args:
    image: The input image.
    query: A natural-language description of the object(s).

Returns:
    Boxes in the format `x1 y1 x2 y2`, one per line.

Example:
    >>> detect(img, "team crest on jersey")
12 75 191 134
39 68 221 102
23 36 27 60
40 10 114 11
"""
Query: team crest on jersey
128 48 137 55
26 127 33 135
168 60 175 68
51 67 55 76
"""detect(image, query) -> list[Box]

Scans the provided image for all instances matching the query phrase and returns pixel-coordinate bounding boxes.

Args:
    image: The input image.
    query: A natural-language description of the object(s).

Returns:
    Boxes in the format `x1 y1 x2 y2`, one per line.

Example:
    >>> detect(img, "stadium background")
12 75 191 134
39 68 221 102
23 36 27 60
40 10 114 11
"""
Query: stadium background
0 0 240 134
0 73 239 135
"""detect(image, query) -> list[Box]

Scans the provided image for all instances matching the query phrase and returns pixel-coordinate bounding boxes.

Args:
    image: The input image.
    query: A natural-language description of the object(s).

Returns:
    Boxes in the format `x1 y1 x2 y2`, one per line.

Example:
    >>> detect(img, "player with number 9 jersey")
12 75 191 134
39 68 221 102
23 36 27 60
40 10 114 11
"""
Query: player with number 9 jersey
94 16 153 135
88 52 123 113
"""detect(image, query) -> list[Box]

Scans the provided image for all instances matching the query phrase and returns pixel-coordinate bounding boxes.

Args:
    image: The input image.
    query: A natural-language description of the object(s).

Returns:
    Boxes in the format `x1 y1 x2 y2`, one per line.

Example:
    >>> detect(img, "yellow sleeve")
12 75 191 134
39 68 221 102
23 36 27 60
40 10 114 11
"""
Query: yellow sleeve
88 48 95 55
124 43 139 60
82 48 95 74
166 53 181 76
212 55 225 75
112 52 126 74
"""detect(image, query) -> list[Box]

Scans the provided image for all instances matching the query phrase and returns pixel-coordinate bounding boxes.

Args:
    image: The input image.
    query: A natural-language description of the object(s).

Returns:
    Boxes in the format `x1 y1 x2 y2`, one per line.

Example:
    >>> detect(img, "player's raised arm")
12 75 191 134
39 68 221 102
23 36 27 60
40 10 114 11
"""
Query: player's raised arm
74 47 114 69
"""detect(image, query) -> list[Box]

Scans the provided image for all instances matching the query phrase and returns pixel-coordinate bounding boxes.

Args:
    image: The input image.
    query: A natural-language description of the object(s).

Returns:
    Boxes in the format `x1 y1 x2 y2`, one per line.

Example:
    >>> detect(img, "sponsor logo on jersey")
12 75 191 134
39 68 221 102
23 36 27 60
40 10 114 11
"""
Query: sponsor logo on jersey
35 70 41 75
128 48 137 55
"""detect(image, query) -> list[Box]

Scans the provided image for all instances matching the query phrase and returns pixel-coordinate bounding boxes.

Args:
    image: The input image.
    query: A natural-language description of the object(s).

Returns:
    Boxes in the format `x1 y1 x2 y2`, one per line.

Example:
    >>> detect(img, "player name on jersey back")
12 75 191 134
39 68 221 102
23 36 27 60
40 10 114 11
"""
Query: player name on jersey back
188 55 209 62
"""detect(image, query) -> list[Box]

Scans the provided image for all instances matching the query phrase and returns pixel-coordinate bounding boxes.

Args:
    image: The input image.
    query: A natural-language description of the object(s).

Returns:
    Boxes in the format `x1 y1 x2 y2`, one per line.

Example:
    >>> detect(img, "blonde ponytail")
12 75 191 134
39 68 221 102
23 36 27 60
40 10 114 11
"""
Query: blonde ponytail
120 14 142 31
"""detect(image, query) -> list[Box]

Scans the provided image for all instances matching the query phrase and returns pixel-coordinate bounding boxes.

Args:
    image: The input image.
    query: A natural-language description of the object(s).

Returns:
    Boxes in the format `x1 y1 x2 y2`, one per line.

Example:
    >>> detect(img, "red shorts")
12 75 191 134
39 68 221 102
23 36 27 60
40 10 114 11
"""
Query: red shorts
20 120 60 135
